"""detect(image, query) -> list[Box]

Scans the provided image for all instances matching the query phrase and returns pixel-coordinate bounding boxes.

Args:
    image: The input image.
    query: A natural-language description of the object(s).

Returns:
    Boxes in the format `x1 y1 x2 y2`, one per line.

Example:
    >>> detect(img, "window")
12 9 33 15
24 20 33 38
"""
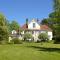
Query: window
33 23 35 28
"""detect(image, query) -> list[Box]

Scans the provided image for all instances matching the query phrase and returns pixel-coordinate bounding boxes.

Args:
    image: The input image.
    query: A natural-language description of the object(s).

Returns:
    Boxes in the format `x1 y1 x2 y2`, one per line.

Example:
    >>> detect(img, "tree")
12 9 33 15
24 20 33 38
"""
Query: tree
41 18 48 25
38 33 49 41
53 0 60 11
0 13 9 42
51 0 60 42
10 20 20 31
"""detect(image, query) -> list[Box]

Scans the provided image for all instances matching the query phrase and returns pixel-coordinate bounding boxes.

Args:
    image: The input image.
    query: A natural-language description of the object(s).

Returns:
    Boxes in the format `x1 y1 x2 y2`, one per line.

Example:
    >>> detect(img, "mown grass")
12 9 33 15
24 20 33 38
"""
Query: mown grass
0 42 60 60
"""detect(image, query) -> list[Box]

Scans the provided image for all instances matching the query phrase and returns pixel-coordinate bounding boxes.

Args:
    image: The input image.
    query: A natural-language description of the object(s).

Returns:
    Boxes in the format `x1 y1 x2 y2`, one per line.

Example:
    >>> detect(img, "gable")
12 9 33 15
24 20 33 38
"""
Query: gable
28 19 40 29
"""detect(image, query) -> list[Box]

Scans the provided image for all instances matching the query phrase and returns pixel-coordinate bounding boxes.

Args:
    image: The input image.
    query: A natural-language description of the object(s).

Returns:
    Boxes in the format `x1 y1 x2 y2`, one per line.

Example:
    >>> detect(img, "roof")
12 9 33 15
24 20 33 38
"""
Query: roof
21 24 52 31
40 25 52 31
21 24 28 30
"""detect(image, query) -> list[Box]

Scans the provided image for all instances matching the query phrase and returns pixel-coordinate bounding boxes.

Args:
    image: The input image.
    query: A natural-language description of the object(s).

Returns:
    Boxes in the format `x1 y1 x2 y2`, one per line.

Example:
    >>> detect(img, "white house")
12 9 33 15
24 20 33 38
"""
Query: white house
21 19 53 42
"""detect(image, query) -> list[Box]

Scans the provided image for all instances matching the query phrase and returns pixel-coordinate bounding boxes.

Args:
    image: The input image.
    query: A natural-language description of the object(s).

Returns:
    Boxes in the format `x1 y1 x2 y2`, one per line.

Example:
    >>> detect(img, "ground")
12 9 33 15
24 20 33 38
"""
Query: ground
0 42 60 60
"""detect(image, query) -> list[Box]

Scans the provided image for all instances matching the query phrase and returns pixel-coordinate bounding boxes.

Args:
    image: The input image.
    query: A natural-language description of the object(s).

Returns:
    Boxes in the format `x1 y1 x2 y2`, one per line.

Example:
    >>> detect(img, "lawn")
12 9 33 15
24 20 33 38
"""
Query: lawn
0 42 60 60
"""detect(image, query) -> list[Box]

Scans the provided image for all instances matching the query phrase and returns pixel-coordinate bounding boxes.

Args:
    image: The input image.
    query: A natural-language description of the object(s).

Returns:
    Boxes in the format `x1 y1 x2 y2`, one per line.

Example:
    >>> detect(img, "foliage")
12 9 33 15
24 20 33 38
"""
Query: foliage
53 0 60 11
0 26 9 41
8 20 21 35
24 32 33 41
0 13 9 42
47 40 54 43
49 0 60 42
10 20 20 31
41 18 48 25
41 0 60 43
38 33 49 41
11 38 22 44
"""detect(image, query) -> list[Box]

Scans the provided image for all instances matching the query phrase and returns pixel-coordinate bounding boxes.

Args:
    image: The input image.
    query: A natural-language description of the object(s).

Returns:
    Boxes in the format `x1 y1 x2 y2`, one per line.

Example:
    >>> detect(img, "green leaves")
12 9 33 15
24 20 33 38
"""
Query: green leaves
41 18 48 25
24 32 33 41
10 20 20 31
0 13 9 41
38 33 49 41
53 0 60 11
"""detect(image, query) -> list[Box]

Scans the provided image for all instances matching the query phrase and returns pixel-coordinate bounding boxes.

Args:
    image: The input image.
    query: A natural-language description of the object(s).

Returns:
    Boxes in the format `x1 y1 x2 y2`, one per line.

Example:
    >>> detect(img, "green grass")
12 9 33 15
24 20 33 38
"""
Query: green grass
0 42 60 60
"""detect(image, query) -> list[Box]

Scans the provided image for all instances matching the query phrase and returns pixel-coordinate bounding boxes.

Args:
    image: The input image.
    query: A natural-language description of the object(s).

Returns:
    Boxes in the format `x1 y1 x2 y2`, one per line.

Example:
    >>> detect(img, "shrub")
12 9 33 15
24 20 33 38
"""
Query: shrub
47 40 54 43
11 38 22 44
54 39 60 44
23 32 33 42
38 33 49 42
0 40 8 44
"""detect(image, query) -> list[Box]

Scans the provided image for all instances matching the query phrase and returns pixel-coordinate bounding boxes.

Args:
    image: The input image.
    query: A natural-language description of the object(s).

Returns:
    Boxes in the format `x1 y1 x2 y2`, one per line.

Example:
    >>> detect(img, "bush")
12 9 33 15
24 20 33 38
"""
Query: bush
38 33 49 42
0 40 8 44
54 39 60 44
47 40 54 43
11 38 22 44
24 32 33 42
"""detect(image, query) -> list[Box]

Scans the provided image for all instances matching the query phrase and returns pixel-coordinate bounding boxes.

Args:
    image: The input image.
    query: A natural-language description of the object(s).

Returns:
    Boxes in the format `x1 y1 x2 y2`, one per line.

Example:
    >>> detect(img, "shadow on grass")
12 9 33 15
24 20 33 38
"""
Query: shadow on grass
27 46 60 53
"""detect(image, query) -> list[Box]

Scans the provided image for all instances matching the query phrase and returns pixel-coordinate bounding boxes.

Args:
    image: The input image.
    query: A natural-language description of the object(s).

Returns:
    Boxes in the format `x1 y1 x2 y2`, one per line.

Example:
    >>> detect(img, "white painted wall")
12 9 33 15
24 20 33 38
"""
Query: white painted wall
48 31 53 40
40 30 47 33
28 19 40 29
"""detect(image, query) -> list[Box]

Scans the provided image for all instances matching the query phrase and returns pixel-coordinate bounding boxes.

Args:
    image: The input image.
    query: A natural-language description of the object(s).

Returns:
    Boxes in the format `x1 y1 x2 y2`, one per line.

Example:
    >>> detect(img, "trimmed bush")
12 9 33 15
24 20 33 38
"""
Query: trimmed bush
0 40 8 44
11 38 22 44
38 33 49 42
47 40 54 43
23 32 33 42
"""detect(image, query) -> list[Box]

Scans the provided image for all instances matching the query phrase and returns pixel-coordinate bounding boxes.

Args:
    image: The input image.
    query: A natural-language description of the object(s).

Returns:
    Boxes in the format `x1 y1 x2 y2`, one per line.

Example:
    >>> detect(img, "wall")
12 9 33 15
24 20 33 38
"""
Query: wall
28 19 40 29
48 31 53 40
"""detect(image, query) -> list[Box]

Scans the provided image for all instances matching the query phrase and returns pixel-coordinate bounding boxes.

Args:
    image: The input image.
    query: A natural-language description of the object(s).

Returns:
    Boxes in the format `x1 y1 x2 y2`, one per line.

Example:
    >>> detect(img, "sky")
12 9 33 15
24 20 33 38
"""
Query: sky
0 0 53 26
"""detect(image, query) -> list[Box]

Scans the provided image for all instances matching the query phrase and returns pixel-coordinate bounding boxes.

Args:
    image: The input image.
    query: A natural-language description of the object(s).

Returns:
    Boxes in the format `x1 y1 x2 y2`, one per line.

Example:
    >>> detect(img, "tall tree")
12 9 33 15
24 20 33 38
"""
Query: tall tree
0 13 9 42
52 0 60 41
53 0 60 11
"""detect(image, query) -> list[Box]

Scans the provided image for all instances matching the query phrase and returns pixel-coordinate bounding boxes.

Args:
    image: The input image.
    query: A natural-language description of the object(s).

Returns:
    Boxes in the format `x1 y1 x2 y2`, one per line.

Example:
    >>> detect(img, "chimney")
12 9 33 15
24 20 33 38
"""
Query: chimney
37 18 39 23
26 18 28 28
37 18 40 24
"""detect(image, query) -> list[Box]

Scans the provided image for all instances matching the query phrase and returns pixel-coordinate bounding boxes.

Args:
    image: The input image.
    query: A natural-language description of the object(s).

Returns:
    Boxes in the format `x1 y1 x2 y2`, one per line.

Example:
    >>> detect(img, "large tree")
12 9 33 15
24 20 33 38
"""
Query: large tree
52 0 60 42
0 13 9 42
53 0 60 11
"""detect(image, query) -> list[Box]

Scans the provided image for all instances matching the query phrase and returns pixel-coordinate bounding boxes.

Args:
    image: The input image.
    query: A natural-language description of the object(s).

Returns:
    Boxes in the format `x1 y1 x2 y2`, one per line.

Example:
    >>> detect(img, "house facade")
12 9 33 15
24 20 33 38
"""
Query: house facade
21 19 53 42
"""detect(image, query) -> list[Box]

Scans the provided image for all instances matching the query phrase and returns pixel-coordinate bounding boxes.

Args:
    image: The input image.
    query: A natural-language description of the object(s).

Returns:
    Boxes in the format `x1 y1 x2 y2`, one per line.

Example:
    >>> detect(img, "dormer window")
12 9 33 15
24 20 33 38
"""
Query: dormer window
33 23 35 28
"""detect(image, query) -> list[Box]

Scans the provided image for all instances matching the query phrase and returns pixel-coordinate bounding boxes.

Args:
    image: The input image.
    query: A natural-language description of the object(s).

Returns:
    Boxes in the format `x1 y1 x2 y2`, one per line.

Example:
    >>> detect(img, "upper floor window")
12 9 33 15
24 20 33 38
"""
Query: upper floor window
33 23 35 28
